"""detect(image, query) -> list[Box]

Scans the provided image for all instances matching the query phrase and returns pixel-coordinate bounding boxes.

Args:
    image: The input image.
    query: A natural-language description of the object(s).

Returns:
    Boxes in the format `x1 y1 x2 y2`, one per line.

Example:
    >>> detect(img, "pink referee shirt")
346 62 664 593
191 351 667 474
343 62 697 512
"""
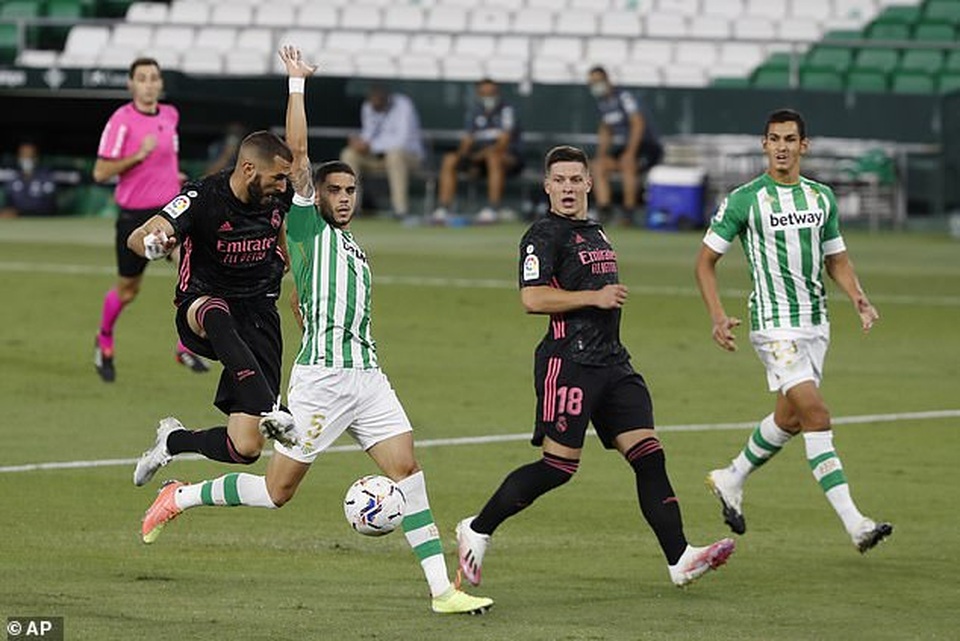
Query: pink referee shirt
96 102 181 210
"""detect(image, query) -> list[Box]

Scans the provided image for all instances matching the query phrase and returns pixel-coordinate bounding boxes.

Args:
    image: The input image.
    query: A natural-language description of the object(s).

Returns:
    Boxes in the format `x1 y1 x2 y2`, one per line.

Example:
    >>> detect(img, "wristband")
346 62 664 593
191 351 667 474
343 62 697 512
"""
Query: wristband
288 77 305 94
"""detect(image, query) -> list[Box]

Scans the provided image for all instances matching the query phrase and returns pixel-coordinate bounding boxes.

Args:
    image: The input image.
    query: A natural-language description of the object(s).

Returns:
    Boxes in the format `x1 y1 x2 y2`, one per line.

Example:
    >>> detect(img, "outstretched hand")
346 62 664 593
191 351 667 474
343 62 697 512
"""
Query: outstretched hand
278 45 317 78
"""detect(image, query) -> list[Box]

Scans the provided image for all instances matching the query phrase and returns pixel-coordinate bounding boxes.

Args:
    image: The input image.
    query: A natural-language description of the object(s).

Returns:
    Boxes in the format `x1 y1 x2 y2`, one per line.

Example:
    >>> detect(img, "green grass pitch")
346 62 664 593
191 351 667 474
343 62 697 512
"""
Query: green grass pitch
0 217 957 640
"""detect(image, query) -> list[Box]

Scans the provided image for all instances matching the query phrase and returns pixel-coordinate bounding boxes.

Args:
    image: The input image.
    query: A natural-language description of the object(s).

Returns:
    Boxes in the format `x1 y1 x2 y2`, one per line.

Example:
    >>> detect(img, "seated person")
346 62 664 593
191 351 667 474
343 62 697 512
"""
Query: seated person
432 78 522 224
588 66 663 223
1 141 58 218
340 85 424 220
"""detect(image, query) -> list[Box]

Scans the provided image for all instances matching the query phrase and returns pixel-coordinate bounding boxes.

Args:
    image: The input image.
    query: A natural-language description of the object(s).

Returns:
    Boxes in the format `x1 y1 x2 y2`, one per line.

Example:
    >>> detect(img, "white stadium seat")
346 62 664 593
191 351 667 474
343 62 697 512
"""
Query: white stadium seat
277 29 324 54
661 64 708 87
745 0 788 19
98 45 140 69
531 59 573 83
585 37 630 67
16 49 59 68
442 57 485 81
689 15 731 39
614 64 662 87
645 12 688 38
64 25 111 56
409 34 453 57
111 24 154 49
486 57 527 81
195 27 237 53
512 9 554 34
469 8 511 34
324 32 368 54
58 52 98 68
630 40 673 65
789 0 831 19
427 7 469 31
341 5 383 30
141 47 181 70
397 54 441 79
777 18 822 41
224 50 269 75
254 5 296 28
555 10 599 36
126 2 169 24
367 32 408 56
168 2 210 25
539 37 583 63
354 53 397 78
210 3 253 27
298 5 339 29
703 0 744 19
599 11 643 37
719 42 766 67
181 49 223 74
569 0 610 10
734 16 777 40
314 52 354 76
383 6 425 31
656 0 700 16
497 36 531 60
674 41 718 67
454 35 497 58
236 28 273 54
833 0 880 22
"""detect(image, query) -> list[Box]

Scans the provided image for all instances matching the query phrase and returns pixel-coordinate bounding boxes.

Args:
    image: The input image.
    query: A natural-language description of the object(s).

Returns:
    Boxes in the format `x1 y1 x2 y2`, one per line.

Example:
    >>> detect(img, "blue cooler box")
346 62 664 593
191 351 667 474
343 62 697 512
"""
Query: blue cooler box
645 166 706 231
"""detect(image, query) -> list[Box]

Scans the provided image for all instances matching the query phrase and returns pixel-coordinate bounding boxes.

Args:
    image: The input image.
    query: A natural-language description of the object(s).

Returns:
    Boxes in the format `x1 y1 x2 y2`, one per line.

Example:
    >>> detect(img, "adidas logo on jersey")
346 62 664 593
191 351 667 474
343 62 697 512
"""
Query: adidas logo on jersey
574 233 586 244
218 221 234 232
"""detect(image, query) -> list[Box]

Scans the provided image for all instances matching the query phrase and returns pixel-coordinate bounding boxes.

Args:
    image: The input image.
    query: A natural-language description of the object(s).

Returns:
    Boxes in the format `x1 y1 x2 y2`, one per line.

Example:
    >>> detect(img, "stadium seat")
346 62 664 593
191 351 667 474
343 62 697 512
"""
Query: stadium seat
497 36 530 60
675 41 717 68
16 49 59 67
833 0 880 23
470 8 510 33
397 54 440 80
111 24 153 49
210 3 252 27
777 18 822 42
569 0 612 10
153 26 197 54
656 0 700 16
800 66 844 91
585 37 630 67
734 16 777 40
486 57 527 81
875 4 923 26
945 50 960 72
555 10 599 36
1 1 41 19
168 2 210 25
846 69 888 92
125 1 169 23
900 49 943 74
325 32 369 54
531 58 573 83
925 0 960 26
661 64 707 87
366 32 407 56
195 27 237 53
615 64 662 87
236 28 273 55
442 57 485 81
745 0 787 19
855 47 900 74
224 50 269 75
539 36 584 63
805 45 854 73
97 45 138 69
788 0 830 19
912 21 956 41
181 49 222 75
938 72 960 94
688 16 731 39
253 5 296 28
751 66 791 88
141 46 180 70
354 53 397 78
277 29 324 54
47 0 86 19
598 11 643 37
409 33 453 58
512 9 555 35
383 6 424 32
298 5 339 29
711 75 752 88
867 21 911 40
441 0 481 7
314 52 354 76
455 35 497 58
631 40 673 66
891 70 935 94
646 13 688 38
719 42 766 69
427 7 468 32
341 6 382 31
63 25 111 56
704 0 745 20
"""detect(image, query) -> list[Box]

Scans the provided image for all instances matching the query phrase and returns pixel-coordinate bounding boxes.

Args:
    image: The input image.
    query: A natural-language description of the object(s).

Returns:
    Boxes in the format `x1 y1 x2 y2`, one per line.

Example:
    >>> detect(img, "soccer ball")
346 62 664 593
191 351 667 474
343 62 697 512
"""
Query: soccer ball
343 475 406 537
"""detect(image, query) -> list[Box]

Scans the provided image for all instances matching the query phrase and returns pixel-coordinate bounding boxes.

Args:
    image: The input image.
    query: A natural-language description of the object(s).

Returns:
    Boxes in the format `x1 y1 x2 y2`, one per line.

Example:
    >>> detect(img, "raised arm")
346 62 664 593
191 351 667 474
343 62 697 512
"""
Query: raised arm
278 45 317 199
825 251 879 332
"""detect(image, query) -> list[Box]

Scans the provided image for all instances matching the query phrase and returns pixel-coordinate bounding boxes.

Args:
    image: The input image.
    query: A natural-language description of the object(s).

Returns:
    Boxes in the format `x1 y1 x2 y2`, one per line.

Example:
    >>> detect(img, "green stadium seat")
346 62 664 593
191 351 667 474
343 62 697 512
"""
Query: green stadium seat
867 21 912 40
711 76 751 88
0 23 18 64
806 46 855 72
823 30 862 41
875 4 923 25
0 1 41 18
846 69 889 92
761 52 793 71
752 66 792 89
800 67 844 91
937 72 960 93
891 70 936 94
925 0 960 26
912 20 956 41
855 48 901 73
900 49 944 73
945 50 960 71
46 0 86 19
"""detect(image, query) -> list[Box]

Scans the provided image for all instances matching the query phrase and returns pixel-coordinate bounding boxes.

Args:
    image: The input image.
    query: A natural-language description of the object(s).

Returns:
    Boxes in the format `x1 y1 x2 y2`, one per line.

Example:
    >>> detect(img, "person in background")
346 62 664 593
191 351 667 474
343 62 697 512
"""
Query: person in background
0 141 58 218
340 85 424 220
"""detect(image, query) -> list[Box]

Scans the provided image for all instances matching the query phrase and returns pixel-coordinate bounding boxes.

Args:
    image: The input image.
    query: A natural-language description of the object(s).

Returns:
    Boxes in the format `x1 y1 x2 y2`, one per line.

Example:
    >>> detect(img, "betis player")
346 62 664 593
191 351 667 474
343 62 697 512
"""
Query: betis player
695 108 893 553
140 46 493 615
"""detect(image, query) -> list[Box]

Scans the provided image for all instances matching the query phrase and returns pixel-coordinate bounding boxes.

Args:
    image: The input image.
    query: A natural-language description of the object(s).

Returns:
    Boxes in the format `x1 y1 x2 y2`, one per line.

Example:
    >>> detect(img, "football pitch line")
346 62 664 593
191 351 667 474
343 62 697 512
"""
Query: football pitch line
1 409 957 475
1 260 959 307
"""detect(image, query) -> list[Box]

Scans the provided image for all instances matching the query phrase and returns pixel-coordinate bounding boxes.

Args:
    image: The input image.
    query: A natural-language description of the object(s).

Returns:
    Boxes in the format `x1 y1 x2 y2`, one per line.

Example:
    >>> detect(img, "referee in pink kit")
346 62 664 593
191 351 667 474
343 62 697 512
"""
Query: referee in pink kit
92 57 207 381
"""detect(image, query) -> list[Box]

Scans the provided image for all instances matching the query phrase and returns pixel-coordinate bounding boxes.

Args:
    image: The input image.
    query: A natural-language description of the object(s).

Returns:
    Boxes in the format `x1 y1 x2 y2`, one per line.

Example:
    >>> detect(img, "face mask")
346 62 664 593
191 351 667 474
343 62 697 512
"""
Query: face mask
19 158 36 174
589 82 608 98
479 96 498 112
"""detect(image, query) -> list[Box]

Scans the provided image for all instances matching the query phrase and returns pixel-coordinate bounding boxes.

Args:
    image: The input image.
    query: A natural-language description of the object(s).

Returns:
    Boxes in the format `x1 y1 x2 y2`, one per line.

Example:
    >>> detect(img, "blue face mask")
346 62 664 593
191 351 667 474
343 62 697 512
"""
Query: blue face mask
479 96 498 112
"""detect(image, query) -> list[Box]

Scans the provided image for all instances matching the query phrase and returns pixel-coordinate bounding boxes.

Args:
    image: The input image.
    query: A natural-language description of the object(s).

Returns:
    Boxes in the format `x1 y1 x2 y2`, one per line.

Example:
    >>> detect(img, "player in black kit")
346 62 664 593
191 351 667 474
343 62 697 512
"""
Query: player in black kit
126 130 299 488
455 145 735 588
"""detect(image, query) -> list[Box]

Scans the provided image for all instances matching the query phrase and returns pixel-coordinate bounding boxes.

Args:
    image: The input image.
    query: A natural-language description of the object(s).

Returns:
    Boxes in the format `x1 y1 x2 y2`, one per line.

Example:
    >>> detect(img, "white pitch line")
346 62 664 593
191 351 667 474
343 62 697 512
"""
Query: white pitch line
1 409 956 475
1 261 959 306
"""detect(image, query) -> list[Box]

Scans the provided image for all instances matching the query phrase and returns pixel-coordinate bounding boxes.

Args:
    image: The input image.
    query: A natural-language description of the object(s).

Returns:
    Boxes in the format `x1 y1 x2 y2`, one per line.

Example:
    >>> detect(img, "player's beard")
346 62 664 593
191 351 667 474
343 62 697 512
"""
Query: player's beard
319 202 346 228
247 179 269 205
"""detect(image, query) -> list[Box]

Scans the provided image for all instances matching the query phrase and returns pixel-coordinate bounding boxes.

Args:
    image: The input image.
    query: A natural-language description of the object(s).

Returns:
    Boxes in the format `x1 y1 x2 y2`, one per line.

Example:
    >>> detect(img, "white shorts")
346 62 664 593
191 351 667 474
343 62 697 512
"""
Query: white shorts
749 324 830 393
275 364 413 464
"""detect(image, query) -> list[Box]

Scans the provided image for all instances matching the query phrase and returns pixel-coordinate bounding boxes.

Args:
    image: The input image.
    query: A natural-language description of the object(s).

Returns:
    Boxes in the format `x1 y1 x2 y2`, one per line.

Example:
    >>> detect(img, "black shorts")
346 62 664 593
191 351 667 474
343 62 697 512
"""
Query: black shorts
456 150 524 177
115 208 157 277
176 295 283 416
532 357 654 450
608 139 664 171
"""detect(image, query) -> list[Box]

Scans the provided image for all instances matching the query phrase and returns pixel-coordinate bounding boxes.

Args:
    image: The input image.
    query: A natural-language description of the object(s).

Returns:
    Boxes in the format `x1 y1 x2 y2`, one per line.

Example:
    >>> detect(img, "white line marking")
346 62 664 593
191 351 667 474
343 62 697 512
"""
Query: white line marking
1 261 959 306
1 409 956 474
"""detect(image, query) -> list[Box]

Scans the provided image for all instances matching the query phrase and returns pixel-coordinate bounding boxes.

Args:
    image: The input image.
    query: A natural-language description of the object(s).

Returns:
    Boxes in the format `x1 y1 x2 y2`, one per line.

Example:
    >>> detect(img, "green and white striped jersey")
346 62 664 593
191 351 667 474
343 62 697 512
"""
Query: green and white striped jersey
286 194 377 368
704 173 846 331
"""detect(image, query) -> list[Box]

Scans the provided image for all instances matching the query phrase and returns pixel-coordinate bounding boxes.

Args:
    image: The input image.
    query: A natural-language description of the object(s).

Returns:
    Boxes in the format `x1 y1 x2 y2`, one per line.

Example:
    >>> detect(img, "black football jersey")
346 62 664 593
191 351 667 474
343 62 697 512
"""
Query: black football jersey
159 171 291 303
518 211 630 366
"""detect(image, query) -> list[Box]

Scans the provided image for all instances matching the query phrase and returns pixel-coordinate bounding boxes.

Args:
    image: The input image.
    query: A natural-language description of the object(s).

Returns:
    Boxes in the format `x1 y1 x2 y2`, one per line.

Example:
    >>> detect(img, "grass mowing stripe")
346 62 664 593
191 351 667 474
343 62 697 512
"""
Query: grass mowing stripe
2 261 959 307
2 409 956 474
